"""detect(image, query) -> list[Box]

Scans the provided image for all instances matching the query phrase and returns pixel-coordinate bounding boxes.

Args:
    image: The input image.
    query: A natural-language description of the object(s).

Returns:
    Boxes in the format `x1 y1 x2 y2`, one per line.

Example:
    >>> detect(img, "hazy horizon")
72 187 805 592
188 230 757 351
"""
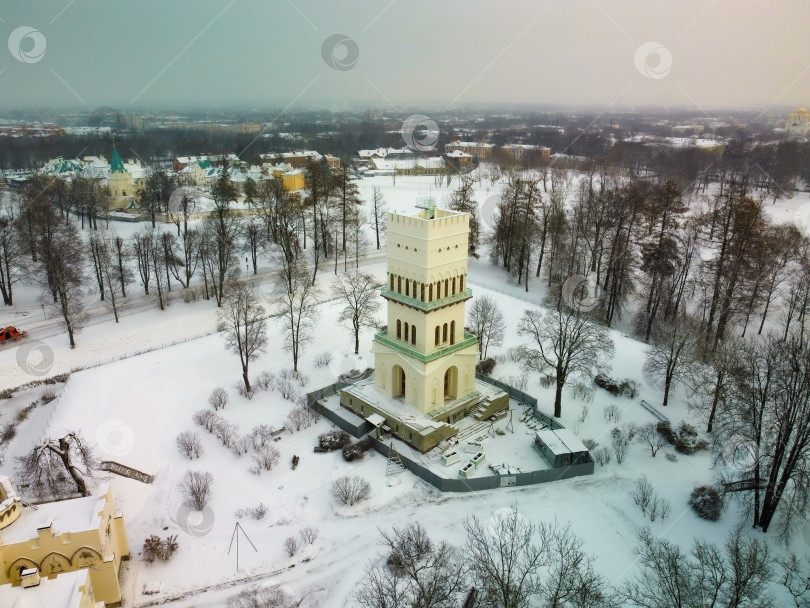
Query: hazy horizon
0 0 807 115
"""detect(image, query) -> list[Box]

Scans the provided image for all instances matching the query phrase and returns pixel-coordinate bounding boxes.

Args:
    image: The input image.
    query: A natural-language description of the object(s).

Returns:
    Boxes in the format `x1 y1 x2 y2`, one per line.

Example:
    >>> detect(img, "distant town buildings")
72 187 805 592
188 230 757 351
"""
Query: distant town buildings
500 144 550 162
787 107 810 136
444 141 495 162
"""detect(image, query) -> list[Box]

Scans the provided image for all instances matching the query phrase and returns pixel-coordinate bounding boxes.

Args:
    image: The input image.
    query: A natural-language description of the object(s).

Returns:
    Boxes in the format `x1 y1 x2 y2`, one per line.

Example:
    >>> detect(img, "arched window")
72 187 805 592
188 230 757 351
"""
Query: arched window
412 327 416 345
443 323 448 343
445 279 449 296
405 279 410 297
429 284 433 301
389 274 394 290
460 275 464 291
421 284 425 301
404 323 409 342
396 320 401 339
452 277 456 295
397 277 401 293
450 320 456 345
435 326 440 345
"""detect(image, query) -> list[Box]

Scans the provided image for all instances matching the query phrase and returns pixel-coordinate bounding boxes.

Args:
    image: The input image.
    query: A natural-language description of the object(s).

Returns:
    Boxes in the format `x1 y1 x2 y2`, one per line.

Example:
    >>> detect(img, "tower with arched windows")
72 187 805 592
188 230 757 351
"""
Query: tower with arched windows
371 201 479 414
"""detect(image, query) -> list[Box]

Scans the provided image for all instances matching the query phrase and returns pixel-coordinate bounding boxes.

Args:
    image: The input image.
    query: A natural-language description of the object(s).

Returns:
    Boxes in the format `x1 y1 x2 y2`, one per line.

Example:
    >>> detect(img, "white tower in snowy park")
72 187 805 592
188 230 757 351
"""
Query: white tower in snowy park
340 198 507 452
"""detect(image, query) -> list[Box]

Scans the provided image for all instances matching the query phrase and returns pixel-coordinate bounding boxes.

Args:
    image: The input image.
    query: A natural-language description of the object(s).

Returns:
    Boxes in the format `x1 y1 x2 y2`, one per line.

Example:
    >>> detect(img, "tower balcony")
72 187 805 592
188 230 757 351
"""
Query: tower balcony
380 287 472 312
374 331 478 363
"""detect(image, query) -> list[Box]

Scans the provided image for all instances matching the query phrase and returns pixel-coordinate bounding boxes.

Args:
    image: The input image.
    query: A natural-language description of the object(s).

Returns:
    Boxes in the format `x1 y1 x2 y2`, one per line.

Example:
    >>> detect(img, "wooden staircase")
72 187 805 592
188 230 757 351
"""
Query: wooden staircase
99 460 154 484
386 443 405 476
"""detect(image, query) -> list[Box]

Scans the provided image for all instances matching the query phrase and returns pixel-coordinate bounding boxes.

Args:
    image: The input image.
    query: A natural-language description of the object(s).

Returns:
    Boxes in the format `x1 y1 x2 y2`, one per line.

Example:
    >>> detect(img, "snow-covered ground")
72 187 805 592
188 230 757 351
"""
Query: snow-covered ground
1 170 808 606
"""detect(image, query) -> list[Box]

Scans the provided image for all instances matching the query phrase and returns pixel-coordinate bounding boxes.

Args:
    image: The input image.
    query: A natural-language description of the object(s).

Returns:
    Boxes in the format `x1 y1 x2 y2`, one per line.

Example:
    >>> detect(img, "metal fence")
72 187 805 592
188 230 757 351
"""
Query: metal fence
308 373 594 493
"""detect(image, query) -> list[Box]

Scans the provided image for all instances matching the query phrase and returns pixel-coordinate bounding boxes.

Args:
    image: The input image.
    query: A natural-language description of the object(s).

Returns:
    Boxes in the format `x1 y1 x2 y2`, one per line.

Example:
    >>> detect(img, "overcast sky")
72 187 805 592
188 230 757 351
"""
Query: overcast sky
0 0 807 114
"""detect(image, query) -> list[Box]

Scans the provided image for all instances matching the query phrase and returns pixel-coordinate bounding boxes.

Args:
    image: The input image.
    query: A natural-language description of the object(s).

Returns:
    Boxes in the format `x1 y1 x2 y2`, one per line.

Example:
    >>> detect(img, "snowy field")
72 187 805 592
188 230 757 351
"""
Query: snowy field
1 170 808 606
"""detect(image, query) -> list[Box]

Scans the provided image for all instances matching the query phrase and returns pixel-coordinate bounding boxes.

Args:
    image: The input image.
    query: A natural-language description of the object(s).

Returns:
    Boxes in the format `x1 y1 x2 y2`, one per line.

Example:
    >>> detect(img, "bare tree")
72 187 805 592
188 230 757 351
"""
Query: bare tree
371 186 386 250
131 231 152 295
636 423 666 457
176 431 203 459
17 432 97 498
218 283 268 393
467 294 506 360
208 387 229 410
275 262 320 371
355 522 468 608
0 216 23 306
518 303 615 417
178 470 213 510
643 315 700 407
228 585 296 608
330 475 371 505
252 444 280 472
332 270 381 354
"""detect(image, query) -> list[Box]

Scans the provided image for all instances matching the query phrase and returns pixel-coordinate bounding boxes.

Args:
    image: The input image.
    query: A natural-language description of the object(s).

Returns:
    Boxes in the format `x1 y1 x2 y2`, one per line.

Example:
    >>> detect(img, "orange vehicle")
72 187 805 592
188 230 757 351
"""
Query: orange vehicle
0 327 27 342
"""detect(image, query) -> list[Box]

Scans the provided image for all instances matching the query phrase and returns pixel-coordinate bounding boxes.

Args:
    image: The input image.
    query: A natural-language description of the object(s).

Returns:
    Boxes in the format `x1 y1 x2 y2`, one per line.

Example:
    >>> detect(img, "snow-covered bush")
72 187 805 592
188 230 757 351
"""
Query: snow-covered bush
603 404 621 422
227 585 294 608
283 535 299 556
476 358 496 376
233 381 255 400
318 430 352 451
176 431 203 459
593 446 611 466
279 368 308 387
276 378 297 401
594 374 640 398
178 470 213 510
314 352 332 368
286 405 317 431
40 389 57 404
611 426 632 464
253 371 275 392
342 436 374 462
214 419 239 448
142 534 178 563
689 485 723 521
582 438 598 451
570 381 594 403
231 434 252 456
500 375 528 391
250 424 274 449
193 409 219 433
299 526 318 544
657 420 708 455
331 475 371 505
208 387 229 411
631 476 671 522
252 444 280 472
252 502 268 520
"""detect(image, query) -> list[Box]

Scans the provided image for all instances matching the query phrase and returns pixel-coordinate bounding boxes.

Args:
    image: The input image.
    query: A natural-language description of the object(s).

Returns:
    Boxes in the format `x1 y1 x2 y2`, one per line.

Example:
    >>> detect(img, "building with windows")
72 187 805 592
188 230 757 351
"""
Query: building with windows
0 482 129 607
339 199 507 452
787 107 810 136
0 568 103 608
443 141 494 162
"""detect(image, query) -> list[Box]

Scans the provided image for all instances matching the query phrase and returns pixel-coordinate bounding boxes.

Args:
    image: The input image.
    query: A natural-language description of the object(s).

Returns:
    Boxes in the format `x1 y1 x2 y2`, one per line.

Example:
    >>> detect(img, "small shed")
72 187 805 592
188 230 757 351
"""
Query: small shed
535 429 590 468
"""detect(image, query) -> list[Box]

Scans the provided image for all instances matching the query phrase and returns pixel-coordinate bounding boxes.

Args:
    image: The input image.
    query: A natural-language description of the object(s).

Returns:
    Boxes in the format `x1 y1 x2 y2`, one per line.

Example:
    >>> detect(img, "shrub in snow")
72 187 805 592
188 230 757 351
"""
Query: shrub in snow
631 476 671 522
611 426 633 464
252 502 268 520
499 374 527 391
233 381 255 400
252 444 280 472
227 585 294 608
570 381 594 403
208 387 229 411
689 485 723 521
476 358 496 376
331 475 371 506
40 389 57 404
318 430 352 451
619 379 640 398
276 378 297 401
250 424 274 449
176 431 203 459
178 470 213 510
539 374 556 388
594 374 639 398
286 405 317 431
582 438 598 451
506 347 523 363
603 404 621 422
657 420 707 455
214 420 239 448
314 352 333 368
253 371 275 392
299 526 318 545
279 368 308 387
665 452 678 462
342 436 374 462
142 534 178 564
283 535 299 557
593 446 611 466
193 409 219 433
231 434 252 456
